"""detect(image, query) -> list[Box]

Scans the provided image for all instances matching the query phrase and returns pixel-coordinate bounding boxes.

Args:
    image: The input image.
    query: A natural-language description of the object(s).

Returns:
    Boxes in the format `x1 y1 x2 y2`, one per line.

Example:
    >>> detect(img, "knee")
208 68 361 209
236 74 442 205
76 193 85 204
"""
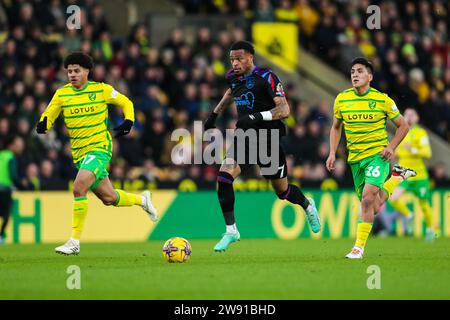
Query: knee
101 194 117 206
73 183 87 198
276 185 290 199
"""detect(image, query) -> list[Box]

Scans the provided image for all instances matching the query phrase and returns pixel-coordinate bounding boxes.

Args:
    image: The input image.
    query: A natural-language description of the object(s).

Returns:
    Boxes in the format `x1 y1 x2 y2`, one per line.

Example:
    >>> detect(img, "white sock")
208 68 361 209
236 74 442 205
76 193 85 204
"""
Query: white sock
226 224 237 234
306 204 313 212
141 195 146 207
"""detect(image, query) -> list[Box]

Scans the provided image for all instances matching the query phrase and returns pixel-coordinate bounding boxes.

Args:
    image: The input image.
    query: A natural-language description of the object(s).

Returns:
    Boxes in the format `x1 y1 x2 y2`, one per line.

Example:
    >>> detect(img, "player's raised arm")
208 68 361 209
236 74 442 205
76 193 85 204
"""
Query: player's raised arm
204 88 233 130
326 116 343 172
36 92 63 134
103 83 135 137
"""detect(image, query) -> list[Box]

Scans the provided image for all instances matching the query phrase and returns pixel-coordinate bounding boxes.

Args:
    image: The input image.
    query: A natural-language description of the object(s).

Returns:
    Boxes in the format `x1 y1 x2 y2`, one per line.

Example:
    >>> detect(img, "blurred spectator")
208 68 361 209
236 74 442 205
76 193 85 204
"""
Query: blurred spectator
0 135 25 244
431 162 450 188
39 159 65 190
22 163 40 190
253 0 275 22
274 0 298 23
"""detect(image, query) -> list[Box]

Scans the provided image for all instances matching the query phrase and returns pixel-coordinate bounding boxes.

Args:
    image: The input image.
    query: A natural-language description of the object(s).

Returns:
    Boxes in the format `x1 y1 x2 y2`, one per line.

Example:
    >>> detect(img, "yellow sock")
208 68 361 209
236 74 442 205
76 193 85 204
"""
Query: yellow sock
71 197 88 240
114 189 143 207
382 175 403 199
419 199 433 229
355 221 373 249
390 199 412 218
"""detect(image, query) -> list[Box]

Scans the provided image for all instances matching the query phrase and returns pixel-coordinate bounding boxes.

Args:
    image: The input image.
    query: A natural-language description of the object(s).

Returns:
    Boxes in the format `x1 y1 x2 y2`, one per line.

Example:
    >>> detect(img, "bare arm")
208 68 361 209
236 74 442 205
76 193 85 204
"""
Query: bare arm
204 89 233 130
269 96 290 120
388 115 409 150
326 117 343 171
213 89 233 114
329 117 343 155
381 115 409 160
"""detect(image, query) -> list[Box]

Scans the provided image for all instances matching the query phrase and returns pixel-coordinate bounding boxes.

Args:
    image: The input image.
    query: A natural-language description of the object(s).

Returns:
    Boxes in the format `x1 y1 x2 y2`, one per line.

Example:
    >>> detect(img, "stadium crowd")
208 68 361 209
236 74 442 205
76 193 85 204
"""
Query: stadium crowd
180 0 450 139
0 0 449 191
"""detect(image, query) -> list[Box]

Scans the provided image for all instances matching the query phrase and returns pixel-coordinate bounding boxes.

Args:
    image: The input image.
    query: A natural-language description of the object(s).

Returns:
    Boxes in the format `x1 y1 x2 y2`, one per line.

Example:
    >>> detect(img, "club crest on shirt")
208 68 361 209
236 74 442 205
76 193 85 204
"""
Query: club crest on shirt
246 77 255 89
368 100 376 109
88 92 96 101
276 83 285 96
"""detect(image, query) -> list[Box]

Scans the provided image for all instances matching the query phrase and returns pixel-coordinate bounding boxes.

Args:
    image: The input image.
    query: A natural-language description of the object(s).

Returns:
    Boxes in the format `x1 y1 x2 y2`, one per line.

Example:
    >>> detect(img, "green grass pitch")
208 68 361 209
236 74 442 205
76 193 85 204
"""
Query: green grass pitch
1 238 449 300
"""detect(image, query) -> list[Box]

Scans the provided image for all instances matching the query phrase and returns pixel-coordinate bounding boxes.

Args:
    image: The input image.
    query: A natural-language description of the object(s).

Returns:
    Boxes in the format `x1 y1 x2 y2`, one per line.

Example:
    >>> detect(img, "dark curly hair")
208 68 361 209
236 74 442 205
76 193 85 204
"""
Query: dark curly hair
230 41 255 55
63 52 94 70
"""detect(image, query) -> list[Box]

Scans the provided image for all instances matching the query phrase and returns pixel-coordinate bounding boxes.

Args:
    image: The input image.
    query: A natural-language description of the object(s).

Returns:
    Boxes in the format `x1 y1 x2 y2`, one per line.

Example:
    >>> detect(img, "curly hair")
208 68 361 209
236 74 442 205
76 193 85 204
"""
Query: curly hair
63 52 94 70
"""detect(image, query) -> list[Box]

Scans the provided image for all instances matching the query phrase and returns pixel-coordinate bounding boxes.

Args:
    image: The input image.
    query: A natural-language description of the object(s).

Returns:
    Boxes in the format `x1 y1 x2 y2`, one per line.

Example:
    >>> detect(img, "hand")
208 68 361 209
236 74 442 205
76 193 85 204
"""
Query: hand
113 119 133 137
326 153 336 172
204 112 218 131
380 146 394 160
36 117 48 134
236 113 262 129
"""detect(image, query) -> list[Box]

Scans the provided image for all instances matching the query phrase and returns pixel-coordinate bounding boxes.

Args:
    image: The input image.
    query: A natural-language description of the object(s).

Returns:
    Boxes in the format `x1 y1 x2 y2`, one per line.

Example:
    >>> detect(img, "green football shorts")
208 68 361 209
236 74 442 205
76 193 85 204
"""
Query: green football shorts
76 151 111 190
399 178 431 200
349 153 390 200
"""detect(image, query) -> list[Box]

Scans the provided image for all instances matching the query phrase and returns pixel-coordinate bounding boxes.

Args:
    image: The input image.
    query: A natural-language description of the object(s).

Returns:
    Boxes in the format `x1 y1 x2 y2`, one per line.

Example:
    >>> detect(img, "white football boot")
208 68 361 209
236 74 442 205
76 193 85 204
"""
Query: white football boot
55 238 80 255
392 165 417 180
345 246 364 259
141 190 159 222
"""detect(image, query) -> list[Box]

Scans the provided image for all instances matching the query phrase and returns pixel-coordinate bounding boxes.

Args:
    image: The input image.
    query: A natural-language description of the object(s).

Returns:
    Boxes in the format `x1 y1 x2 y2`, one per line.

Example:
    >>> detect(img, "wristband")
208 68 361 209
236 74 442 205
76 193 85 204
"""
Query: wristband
261 111 273 121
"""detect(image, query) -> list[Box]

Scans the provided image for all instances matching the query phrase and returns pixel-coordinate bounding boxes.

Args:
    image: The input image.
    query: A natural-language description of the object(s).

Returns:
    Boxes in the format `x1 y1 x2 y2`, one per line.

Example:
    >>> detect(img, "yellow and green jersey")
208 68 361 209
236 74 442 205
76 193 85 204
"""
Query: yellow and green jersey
395 124 431 180
333 87 400 163
40 81 135 164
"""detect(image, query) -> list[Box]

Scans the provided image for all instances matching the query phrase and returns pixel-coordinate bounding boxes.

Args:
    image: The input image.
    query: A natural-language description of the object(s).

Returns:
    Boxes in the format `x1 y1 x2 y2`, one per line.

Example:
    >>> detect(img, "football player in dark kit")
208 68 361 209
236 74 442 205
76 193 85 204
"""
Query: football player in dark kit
204 41 321 252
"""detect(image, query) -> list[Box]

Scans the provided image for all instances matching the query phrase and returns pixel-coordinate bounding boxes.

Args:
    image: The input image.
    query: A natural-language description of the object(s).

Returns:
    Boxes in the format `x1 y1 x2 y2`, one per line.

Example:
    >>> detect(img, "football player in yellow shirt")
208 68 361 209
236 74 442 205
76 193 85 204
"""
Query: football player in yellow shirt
36 52 158 255
326 57 416 259
389 108 436 241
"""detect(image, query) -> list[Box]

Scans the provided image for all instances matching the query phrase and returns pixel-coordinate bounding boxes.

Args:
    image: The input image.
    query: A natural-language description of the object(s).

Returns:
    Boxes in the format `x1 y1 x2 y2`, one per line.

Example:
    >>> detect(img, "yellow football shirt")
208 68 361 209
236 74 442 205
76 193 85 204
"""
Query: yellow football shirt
40 81 135 164
333 87 400 163
395 124 431 180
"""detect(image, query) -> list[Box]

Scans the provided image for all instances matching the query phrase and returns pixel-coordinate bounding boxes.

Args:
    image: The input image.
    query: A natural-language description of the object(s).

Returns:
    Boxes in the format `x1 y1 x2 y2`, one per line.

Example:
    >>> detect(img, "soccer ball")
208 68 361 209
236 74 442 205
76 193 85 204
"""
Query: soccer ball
162 237 192 263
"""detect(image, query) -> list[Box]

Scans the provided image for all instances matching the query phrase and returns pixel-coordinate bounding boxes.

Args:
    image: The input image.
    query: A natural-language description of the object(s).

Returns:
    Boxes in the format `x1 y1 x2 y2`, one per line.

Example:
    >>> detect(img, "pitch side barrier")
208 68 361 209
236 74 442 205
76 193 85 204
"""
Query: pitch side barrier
6 190 450 243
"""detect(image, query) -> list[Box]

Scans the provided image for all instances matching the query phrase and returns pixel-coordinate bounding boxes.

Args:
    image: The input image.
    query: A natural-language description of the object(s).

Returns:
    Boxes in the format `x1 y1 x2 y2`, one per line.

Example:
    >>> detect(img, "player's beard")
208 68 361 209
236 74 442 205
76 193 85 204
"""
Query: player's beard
238 66 253 76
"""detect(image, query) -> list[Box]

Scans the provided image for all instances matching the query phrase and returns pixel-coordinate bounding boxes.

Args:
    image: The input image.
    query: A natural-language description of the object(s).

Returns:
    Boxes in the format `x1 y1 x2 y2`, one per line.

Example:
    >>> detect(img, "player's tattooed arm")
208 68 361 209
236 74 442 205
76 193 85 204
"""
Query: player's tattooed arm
270 96 290 120
205 89 233 130
238 96 289 127
213 89 233 114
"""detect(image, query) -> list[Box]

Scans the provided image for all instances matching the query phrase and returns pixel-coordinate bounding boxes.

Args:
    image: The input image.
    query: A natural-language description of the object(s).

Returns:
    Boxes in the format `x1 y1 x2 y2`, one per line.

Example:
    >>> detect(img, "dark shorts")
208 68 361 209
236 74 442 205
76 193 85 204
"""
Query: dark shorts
0 189 13 218
224 129 287 180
